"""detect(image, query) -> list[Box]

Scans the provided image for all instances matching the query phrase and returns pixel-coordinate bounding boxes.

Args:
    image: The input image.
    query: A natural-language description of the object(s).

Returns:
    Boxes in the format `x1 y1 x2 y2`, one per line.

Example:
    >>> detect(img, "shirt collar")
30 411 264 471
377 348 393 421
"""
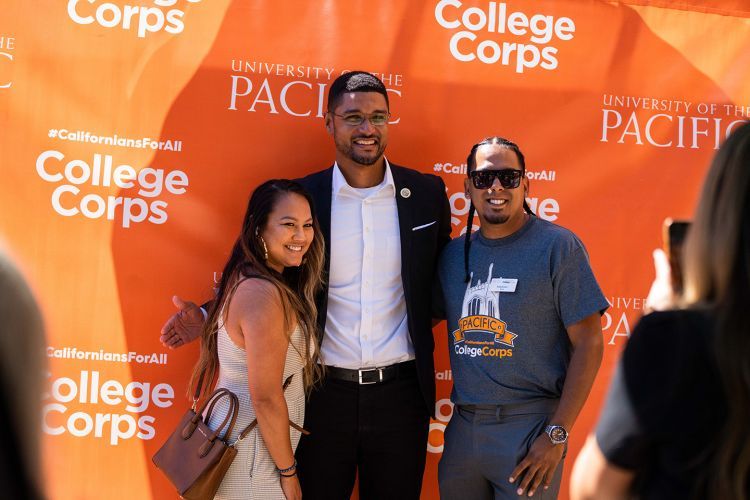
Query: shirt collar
332 158 396 199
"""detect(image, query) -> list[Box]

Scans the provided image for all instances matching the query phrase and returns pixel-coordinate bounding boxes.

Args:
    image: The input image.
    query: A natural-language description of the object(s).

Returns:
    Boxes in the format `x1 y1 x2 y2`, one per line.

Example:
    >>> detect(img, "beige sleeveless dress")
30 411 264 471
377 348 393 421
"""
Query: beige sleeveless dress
207 320 307 500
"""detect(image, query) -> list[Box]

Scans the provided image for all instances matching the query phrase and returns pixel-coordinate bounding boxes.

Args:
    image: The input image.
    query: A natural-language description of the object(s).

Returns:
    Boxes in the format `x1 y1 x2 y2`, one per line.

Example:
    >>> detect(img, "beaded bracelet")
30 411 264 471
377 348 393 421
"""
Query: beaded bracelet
276 460 297 476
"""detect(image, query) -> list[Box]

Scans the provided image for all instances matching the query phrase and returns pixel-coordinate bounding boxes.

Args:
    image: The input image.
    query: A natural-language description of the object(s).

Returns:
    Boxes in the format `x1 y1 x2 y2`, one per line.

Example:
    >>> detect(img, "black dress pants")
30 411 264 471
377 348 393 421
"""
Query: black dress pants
296 367 430 500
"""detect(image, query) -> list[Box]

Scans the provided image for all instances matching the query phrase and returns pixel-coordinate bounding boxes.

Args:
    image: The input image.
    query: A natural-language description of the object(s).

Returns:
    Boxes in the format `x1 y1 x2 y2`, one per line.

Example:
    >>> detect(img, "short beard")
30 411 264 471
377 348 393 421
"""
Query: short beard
352 148 383 165
333 125 385 166
481 212 510 225
336 141 385 166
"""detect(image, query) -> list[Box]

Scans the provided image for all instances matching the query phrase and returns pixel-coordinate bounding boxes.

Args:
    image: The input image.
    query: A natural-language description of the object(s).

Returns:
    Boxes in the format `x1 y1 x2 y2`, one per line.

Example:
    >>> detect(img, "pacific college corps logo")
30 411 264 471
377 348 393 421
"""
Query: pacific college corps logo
453 263 517 359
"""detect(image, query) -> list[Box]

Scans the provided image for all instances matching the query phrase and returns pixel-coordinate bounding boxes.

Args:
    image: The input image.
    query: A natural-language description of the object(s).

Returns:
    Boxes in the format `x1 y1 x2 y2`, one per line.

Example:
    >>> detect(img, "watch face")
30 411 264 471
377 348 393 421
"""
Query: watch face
548 426 567 443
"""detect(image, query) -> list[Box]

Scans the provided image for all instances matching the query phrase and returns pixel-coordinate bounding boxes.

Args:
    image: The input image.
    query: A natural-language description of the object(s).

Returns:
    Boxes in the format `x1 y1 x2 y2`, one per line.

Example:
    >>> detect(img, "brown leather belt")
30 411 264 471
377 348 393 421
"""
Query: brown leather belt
325 360 417 385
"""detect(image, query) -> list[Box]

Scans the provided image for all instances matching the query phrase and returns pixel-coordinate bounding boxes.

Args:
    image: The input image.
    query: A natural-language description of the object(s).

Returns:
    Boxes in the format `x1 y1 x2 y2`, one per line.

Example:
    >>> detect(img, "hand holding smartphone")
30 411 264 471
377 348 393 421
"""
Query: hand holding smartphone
662 218 691 295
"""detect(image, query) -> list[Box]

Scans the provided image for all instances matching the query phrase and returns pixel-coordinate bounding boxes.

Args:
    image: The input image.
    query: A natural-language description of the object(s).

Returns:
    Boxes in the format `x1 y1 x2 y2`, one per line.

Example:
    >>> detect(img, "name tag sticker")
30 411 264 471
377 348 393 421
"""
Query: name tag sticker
498 278 518 292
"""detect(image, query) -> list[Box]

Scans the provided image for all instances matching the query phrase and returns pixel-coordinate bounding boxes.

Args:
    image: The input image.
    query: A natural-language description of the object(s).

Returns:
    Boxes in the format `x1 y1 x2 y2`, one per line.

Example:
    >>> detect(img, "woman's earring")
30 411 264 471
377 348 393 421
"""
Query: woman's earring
259 235 268 261
255 227 268 260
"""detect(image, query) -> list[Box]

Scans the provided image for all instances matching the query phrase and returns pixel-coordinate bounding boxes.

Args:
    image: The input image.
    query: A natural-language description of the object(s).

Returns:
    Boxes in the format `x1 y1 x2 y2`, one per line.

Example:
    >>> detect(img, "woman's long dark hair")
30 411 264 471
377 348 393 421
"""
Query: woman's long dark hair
189 179 325 399
682 121 750 499
463 136 533 282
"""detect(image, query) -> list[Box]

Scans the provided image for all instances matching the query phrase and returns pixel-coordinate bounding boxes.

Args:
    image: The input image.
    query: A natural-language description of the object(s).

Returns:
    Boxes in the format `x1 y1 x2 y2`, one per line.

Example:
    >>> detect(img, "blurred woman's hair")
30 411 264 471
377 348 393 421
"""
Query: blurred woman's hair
682 121 750 499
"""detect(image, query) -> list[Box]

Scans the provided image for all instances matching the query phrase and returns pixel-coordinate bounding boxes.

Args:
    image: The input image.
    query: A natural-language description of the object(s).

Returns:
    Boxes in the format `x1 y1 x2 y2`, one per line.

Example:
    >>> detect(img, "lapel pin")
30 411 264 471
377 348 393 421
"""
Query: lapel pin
400 188 411 199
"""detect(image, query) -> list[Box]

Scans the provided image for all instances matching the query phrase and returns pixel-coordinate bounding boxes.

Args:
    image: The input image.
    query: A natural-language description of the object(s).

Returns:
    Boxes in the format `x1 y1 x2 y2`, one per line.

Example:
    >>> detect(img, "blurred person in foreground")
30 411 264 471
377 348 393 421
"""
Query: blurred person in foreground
0 249 47 499
571 121 750 500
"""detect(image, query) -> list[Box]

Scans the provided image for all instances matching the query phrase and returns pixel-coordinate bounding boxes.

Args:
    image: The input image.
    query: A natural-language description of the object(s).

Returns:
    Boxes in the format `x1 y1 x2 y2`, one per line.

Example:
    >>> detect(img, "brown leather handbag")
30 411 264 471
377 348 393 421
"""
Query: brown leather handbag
152 373 307 500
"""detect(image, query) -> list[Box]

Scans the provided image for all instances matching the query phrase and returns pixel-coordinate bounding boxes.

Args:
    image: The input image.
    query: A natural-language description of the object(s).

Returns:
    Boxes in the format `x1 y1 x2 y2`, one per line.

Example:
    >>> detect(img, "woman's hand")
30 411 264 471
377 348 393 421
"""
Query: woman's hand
644 249 674 313
280 474 302 500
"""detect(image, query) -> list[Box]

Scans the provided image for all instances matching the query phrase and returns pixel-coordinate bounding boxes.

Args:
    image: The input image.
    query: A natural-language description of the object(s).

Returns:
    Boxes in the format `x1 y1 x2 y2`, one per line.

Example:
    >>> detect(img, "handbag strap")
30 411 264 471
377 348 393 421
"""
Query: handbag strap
182 388 239 444
197 392 239 459
194 365 305 446
204 388 232 422
192 271 306 446
195 388 239 439
232 373 309 446
223 392 240 440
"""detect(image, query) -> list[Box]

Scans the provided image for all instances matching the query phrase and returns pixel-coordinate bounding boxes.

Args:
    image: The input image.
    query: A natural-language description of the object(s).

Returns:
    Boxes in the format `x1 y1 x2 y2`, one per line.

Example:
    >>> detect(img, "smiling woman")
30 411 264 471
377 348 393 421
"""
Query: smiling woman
188 179 326 500
260 193 315 272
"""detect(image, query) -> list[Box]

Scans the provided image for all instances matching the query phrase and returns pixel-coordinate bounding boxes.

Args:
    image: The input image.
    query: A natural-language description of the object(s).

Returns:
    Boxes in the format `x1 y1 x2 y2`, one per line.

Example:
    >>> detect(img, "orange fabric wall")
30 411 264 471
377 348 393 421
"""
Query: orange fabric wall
2 1 749 498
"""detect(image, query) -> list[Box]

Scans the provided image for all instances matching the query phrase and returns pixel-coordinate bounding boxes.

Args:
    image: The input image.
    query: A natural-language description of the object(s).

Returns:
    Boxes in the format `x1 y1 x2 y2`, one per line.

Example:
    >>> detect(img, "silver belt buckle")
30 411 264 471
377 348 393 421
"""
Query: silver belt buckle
358 367 384 385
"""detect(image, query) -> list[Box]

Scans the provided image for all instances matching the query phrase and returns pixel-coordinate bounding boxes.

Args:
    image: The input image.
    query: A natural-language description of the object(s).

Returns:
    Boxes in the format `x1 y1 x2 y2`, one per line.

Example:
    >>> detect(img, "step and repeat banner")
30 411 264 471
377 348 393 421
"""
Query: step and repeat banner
2 1 749 498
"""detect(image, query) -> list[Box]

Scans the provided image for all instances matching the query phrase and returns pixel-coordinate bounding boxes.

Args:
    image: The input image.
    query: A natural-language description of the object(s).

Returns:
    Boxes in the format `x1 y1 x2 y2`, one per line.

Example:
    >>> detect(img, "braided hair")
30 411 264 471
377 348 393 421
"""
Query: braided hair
464 137 533 282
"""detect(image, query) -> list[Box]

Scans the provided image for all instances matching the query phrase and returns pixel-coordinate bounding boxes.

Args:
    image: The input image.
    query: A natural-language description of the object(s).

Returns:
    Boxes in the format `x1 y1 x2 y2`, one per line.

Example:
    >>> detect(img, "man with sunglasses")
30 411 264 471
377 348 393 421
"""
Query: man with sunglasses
159 71 451 499
435 137 608 499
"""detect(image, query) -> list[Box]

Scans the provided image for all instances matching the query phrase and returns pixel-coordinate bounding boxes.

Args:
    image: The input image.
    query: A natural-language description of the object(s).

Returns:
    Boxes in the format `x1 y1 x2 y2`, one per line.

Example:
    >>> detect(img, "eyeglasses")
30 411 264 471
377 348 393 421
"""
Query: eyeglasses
330 112 390 126
469 169 524 189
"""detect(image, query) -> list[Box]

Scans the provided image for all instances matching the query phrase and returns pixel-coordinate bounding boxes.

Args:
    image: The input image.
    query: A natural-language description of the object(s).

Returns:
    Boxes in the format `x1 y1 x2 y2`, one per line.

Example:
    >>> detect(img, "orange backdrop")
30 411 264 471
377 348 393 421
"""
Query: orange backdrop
2 1 750 498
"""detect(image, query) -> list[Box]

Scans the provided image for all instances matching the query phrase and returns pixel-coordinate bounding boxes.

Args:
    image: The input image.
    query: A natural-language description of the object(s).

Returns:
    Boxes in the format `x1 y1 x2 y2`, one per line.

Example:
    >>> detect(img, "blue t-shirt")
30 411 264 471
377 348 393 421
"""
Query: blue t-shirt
437 216 609 406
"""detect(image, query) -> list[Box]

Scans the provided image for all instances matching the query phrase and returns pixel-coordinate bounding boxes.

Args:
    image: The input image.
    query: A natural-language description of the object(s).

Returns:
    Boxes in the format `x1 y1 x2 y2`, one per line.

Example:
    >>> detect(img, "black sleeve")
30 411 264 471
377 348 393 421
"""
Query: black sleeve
431 273 446 320
431 175 451 321
595 311 693 468
435 176 452 253
595 362 649 469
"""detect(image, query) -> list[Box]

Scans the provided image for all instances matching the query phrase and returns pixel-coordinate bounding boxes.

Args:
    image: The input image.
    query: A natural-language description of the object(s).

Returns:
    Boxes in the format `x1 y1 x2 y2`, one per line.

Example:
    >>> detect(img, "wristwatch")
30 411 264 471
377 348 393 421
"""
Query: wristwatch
545 424 568 445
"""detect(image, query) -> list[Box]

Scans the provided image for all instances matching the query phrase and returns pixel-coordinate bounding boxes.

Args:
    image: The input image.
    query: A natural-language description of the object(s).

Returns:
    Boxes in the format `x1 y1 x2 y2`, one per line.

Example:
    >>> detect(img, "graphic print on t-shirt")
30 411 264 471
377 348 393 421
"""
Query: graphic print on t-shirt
453 263 517 359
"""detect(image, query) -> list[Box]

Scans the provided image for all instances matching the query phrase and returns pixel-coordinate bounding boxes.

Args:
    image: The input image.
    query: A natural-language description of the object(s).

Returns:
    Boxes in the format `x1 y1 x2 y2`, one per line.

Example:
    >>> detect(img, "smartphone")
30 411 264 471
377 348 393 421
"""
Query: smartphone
662 219 691 294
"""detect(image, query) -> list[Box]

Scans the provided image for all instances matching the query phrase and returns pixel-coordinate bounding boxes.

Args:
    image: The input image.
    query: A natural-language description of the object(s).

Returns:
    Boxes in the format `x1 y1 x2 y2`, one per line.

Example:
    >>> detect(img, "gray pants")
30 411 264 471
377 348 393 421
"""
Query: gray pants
438 400 564 500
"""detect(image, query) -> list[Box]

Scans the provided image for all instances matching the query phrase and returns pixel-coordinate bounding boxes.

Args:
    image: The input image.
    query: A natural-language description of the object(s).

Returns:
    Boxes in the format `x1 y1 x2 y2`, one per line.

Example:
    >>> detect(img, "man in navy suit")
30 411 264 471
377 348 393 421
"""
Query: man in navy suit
161 72 451 499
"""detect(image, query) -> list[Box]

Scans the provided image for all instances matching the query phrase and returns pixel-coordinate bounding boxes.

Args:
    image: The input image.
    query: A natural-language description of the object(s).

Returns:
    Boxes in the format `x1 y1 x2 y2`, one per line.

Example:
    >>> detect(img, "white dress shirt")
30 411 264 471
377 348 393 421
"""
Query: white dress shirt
321 160 415 369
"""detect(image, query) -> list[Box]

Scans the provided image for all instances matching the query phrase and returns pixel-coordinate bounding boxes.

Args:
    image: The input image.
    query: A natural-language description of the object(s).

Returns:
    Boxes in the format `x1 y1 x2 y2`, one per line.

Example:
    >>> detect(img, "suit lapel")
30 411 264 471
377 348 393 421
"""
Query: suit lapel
303 167 334 338
391 165 414 288
307 167 334 273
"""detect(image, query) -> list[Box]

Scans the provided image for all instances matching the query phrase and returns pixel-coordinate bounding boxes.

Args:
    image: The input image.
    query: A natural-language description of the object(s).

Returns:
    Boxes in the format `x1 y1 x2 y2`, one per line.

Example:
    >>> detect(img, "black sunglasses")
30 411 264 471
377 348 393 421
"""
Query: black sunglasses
469 169 524 189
